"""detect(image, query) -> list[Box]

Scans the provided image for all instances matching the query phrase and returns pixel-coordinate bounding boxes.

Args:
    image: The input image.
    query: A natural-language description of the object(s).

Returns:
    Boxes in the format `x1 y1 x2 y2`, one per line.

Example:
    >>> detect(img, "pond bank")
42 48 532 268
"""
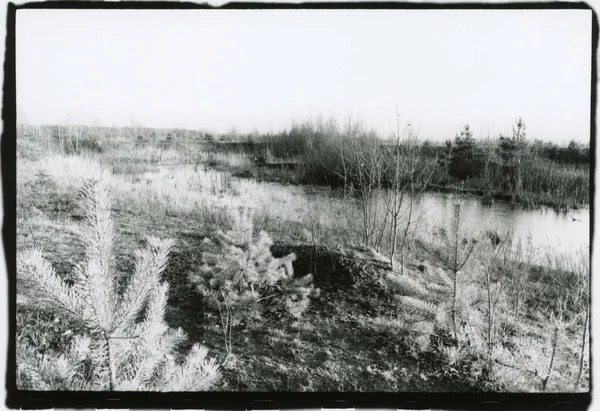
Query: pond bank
219 158 589 212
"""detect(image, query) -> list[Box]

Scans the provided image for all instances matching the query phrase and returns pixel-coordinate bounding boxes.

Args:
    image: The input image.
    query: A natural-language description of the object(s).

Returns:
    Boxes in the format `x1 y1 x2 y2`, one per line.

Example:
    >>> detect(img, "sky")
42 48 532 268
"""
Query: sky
16 9 592 142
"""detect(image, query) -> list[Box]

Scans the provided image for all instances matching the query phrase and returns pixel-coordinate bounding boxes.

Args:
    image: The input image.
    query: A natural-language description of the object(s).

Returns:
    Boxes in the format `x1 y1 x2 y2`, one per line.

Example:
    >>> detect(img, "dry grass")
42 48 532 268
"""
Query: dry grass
18 153 366 249
16 132 589 393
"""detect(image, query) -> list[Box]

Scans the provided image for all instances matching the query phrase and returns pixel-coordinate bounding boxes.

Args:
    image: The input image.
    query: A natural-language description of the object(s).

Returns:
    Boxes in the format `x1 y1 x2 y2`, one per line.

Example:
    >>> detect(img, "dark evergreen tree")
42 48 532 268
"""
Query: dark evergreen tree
498 118 527 194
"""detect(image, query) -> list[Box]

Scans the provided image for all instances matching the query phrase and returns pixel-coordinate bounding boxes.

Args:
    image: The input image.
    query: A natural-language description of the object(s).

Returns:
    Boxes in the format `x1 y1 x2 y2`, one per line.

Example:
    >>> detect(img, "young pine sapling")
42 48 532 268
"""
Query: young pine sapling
189 207 317 357
17 176 219 391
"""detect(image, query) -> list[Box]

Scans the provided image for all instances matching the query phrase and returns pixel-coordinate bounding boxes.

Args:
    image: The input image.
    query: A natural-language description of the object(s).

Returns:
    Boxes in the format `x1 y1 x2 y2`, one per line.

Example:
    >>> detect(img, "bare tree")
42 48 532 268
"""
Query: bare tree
384 109 436 272
355 144 384 248
336 119 385 248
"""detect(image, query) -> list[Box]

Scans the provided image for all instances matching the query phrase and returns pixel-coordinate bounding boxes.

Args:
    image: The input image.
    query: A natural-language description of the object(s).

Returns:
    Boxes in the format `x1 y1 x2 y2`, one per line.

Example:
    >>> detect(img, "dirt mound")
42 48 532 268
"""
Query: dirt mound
270 243 392 305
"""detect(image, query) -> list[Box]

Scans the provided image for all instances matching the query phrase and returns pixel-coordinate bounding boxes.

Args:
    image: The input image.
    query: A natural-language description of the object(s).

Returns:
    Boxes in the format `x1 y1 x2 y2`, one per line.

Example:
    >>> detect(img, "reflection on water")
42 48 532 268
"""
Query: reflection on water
415 193 590 259
304 187 590 261
159 164 589 263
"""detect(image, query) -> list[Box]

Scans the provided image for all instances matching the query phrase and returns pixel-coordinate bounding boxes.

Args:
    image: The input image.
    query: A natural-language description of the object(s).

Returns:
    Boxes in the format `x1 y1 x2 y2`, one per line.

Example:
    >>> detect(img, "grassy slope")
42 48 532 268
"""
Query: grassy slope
16 140 589 392
16 170 465 391
15 149 480 391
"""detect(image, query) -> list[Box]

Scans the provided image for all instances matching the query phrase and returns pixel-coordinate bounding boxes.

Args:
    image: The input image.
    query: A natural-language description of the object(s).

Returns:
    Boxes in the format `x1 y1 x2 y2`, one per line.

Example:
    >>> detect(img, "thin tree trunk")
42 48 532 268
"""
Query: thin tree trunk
374 201 388 253
45 126 50 152
227 307 233 355
67 125 74 153
452 204 460 341
452 269 459 341
575 305 589 389
390 219 397 270
389 116 402 269
486 265 493 372
399 185 414 276
542 323 560 391
361 197 370 247
105 334 116 391
389 193 397 270
215 295 232 355
59 126 63 153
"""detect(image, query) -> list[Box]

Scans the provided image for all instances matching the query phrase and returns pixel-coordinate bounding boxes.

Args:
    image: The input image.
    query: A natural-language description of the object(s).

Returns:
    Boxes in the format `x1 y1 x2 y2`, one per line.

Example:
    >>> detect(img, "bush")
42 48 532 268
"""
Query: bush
17 138 47 161
77 138 104 154
189 207 317 356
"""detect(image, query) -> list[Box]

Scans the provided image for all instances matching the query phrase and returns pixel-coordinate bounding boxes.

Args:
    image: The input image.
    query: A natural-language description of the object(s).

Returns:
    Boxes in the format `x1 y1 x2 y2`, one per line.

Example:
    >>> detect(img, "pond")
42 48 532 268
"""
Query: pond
158 163 589 264
415 192 590 259
304 186 590 263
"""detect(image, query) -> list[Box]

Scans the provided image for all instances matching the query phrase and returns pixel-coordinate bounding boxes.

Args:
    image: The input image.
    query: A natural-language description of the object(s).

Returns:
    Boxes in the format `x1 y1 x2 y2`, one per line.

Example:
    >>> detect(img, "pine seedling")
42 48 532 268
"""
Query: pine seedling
190 207 316 356
420 198 478 341
390 198 479 351
17 175 219 391
472 233 515 375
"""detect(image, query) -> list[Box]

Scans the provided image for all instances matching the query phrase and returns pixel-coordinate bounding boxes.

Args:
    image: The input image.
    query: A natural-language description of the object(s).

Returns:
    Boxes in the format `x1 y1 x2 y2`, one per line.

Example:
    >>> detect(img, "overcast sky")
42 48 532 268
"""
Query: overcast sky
17 9 591 142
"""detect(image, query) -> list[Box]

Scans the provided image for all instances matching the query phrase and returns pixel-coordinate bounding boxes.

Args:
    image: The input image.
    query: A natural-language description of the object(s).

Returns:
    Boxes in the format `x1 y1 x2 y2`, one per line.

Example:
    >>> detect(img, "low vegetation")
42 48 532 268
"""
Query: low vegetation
17 176 219 390
207 118 589 211
16 123 589 392
189 207 317 358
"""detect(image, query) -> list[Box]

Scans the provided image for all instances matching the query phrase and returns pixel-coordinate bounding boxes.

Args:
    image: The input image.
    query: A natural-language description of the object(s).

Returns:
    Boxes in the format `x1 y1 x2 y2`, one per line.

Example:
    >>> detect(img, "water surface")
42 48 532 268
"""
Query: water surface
304 186 590 262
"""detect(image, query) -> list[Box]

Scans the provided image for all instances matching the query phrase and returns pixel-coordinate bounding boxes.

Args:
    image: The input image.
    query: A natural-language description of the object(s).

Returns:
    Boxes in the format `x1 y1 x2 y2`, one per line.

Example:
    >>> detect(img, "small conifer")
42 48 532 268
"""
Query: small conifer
389 198 480 350
17 175 219 391
190 207 316 355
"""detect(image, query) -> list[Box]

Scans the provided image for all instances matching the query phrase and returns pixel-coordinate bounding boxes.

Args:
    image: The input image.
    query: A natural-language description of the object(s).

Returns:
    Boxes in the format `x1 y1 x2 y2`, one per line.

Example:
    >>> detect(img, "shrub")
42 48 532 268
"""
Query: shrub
77 138 104 154
17 138 47 161
135 135 151 148
189 207 317 356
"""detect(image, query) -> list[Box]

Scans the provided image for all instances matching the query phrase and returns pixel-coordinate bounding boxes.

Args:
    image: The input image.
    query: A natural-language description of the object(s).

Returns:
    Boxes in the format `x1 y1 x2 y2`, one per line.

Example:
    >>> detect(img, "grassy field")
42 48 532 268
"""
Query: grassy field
16 127 590 392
